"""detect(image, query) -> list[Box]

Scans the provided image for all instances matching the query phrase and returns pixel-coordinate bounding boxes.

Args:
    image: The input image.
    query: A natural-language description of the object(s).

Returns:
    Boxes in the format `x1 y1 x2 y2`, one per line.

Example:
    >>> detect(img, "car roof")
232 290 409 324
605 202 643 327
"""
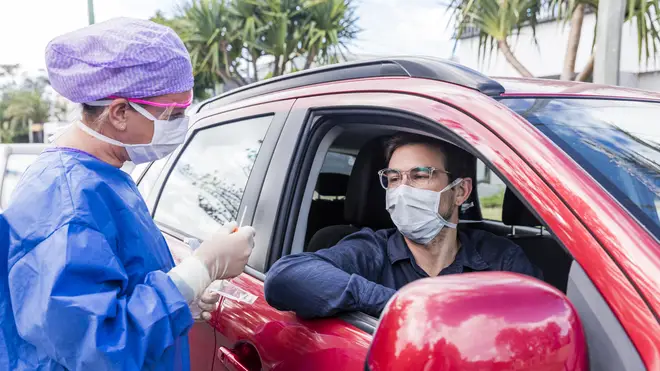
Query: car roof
496 77 660 101
196 57 660 113
197 56 505 112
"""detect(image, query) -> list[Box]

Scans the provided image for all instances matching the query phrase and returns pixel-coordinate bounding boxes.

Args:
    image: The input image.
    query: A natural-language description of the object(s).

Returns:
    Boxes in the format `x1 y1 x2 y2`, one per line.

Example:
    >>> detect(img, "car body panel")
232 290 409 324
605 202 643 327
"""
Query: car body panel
158 75 660 369
368 273 588 371
211 76 659 321
277 77 659 313
496 77 660 101
279 89 658 369
163 231 371 371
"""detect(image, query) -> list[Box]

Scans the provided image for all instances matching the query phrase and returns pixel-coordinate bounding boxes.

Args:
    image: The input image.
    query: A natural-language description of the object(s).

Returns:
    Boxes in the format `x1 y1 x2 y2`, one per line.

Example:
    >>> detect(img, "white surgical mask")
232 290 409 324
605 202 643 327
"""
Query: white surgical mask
386 178 463 245
77 102 189 165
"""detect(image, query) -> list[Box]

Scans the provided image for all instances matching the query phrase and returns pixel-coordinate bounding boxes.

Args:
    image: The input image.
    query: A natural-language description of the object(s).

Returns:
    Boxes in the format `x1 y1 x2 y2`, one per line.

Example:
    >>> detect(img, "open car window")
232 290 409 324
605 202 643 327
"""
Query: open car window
476 160 506 221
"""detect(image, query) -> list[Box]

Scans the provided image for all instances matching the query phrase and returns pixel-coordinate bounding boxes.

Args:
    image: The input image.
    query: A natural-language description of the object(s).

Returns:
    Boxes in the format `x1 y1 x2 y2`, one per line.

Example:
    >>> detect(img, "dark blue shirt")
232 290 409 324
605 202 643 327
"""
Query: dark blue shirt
265 228 543 318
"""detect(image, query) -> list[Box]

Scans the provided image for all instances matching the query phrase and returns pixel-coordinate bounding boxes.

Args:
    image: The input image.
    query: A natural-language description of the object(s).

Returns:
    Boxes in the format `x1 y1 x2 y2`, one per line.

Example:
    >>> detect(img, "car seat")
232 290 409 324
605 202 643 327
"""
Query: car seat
307 136 483 252
305 173 350 246
306 137 394 252
502 188 574 292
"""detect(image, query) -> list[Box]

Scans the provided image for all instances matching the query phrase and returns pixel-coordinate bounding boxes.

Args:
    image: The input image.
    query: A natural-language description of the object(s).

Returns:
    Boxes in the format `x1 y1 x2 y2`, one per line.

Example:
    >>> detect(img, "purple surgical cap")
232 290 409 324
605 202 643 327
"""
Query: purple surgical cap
45 17 194 103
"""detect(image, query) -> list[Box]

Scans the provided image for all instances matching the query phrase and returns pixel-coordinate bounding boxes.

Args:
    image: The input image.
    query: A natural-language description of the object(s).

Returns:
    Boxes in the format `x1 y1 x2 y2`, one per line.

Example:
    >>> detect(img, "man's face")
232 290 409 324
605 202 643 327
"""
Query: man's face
387 143 450 192
387 143 471 221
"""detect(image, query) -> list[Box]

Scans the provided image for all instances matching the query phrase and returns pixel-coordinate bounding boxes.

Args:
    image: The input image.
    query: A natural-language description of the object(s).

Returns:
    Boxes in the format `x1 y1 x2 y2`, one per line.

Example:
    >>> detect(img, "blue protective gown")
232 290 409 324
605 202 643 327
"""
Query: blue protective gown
0 148 193 371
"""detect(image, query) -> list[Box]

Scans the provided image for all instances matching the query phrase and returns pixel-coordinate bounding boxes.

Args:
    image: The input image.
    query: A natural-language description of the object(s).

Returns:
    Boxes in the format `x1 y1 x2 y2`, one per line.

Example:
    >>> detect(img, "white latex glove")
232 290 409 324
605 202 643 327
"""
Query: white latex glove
168 222 255 304
197 290 221 321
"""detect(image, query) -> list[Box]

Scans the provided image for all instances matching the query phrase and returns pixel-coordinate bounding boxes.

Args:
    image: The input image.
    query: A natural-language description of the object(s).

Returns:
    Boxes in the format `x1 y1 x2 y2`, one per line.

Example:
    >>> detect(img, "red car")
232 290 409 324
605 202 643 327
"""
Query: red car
131 57 660 371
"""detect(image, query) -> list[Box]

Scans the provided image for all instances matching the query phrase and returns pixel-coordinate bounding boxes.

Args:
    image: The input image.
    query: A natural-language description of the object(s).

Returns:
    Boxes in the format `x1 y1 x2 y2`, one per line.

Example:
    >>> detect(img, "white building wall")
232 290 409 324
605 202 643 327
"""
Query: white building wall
454 13 660 88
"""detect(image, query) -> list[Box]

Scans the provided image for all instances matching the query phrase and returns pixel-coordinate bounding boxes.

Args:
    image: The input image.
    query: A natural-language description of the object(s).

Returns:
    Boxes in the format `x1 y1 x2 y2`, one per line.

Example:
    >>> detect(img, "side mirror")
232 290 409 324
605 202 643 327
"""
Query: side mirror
366 272 588 371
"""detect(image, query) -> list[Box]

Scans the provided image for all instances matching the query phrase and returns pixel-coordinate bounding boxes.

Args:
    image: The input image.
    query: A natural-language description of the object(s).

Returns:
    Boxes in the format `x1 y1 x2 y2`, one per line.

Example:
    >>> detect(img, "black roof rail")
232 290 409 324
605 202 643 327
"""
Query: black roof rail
197 56 504 112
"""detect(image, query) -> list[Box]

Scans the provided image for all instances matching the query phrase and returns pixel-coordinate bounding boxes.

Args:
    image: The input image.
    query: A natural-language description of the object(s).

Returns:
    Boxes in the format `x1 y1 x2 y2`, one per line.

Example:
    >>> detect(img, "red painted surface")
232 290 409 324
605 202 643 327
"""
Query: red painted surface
496 76 660 101
285 90 660 369
208 274 372 371
367 273 588 371
178 76 660 370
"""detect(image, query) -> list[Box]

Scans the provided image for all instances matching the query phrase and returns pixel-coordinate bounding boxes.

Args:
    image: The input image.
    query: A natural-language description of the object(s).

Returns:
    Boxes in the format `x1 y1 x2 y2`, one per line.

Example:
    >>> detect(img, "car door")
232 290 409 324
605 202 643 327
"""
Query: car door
262 88 655 370
139 99 370 371
137 100 290 370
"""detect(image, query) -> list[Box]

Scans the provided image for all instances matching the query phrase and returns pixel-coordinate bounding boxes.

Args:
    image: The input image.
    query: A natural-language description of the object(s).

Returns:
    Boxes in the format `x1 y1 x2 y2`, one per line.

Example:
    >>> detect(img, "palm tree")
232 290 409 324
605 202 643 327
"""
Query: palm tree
256 0 309 76
554 0 660 81
0 90 50 143
185 0 247 86
152 0 246 93
449 0 542 77
0 71 51 143
301 0 360 70
230 0 267 81
448 0 660 81
152 0 361 93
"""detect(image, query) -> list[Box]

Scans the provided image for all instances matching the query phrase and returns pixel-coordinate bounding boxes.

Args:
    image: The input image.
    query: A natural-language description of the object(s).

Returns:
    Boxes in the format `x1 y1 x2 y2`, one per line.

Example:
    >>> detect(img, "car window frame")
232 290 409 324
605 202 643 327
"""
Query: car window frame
256 91 649 342
258 93 520 333
141 100 294 272
475 159 507 222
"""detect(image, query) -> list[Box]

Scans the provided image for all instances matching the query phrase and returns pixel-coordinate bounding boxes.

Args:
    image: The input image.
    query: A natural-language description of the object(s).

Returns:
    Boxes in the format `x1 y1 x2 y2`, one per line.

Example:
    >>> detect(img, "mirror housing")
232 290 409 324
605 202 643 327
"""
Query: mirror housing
366 272 587 371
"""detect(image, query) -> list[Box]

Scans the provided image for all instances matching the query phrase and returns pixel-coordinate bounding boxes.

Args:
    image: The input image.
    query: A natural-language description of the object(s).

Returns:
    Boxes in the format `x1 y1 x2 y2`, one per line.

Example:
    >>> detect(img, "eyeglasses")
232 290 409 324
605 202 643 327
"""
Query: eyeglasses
378 166 450 189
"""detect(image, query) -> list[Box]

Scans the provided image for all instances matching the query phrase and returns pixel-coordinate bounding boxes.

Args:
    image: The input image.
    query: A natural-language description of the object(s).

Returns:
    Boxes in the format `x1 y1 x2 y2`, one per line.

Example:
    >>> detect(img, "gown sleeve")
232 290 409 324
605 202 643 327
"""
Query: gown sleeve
8 222 193 370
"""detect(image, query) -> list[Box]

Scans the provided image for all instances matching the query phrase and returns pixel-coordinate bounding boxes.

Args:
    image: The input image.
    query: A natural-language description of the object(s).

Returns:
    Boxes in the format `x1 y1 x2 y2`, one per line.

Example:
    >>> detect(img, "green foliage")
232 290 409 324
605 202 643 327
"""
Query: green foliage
0 66 53 143
449 0 543 63
447 0 660 73
152 0 360 97
480 190 505 209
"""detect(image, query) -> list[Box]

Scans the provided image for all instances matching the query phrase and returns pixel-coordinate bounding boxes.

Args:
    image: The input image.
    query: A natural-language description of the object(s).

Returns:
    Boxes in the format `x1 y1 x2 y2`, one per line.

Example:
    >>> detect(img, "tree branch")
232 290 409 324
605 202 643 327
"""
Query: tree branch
561 4 585 81
497 40 533 77
575 53 595 82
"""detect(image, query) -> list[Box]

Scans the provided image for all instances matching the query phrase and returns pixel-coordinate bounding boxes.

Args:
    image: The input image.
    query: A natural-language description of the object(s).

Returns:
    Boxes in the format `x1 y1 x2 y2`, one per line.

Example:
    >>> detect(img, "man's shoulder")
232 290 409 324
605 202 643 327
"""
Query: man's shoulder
341 227 398 245
326 227 398 256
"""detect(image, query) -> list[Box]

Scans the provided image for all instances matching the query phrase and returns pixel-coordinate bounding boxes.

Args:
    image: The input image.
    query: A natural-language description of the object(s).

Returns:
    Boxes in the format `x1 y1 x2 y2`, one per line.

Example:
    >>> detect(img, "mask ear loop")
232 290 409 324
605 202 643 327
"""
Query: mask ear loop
436 178 464 228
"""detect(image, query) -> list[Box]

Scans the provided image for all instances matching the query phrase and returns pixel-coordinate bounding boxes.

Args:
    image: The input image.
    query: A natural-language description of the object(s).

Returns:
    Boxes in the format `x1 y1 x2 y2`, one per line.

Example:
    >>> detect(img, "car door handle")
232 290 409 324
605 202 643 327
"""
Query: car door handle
217 346 250 371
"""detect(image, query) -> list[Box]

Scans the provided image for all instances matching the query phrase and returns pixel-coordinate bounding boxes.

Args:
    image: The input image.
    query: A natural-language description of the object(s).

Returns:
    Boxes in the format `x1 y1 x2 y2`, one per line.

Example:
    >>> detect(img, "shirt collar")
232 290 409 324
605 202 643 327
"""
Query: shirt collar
387 229 490 271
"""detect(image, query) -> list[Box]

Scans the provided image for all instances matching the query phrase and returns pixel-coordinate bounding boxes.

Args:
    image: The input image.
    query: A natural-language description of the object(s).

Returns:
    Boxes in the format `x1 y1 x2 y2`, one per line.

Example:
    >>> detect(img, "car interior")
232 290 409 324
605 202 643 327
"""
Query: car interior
298 123 574 294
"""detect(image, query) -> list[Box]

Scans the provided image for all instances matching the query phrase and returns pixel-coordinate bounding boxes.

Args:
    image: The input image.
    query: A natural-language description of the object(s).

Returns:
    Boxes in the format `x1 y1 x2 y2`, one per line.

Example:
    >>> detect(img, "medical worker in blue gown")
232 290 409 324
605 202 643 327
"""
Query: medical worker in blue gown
0 18 256 371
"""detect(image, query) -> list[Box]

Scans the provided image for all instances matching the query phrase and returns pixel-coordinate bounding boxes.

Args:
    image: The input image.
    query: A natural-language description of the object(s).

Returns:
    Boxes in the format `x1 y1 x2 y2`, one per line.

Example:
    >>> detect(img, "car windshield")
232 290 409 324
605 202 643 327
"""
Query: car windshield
501 98 660 239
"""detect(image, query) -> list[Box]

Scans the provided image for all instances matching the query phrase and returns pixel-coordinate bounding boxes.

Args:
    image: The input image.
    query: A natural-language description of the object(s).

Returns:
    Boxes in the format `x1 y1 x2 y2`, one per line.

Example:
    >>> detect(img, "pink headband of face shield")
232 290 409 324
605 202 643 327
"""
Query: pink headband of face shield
108 95 193 108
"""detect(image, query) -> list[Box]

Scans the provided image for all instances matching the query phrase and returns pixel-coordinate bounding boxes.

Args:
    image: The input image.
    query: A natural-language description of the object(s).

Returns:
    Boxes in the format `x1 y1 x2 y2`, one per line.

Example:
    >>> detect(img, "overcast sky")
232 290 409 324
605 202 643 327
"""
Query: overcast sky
0 0 455 74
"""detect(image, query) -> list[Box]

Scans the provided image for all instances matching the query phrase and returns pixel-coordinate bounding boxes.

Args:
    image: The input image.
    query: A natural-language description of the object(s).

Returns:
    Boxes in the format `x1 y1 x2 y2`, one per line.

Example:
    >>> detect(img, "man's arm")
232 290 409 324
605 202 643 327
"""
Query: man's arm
264 229 396 318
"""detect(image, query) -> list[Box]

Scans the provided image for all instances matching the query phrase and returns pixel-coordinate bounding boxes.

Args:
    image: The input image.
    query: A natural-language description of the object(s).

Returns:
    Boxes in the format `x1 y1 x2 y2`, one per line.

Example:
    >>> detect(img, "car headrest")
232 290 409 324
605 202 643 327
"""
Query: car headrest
316 173 349 197
344 137 394 230
502 188 541 227
460 156 482 221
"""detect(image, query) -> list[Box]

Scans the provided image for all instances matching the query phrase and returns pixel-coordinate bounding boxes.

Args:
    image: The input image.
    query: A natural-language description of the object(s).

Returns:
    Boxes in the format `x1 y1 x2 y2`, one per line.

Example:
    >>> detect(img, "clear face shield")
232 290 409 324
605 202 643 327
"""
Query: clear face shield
85 95 193 123
121 96 192 122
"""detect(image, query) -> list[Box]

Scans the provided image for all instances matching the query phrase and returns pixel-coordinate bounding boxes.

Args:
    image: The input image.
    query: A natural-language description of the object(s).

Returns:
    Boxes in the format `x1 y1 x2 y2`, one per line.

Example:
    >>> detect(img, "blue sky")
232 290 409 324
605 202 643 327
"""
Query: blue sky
0 0 454 73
